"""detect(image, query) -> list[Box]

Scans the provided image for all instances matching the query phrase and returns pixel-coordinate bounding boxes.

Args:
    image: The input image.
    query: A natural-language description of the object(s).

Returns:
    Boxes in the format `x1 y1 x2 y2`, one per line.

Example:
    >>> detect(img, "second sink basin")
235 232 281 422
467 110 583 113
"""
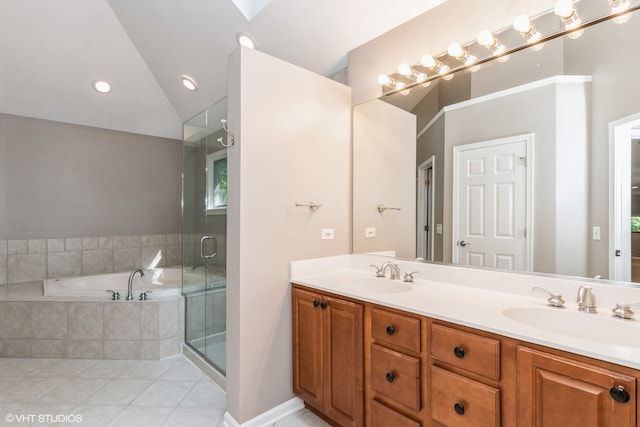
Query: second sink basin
503 307 640 347
346 277 411 293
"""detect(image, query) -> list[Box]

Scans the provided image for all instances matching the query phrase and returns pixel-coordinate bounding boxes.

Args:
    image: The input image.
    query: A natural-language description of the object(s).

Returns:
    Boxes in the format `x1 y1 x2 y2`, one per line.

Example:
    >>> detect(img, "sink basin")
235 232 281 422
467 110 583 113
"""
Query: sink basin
503 307 640 347
346 277 411 293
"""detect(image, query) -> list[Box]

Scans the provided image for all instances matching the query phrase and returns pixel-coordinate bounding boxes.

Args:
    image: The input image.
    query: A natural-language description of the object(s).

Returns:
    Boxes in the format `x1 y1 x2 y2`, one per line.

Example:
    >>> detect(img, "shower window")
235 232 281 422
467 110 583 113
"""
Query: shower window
207 150 228 213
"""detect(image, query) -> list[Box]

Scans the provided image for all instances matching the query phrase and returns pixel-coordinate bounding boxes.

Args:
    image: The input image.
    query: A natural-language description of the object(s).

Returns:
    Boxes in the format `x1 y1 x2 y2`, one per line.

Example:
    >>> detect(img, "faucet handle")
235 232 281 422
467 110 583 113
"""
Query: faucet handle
106 290 120 300
612 303 640 320
403 271 422 283
139 290 152 301
370 264 385 277
531 287 565 308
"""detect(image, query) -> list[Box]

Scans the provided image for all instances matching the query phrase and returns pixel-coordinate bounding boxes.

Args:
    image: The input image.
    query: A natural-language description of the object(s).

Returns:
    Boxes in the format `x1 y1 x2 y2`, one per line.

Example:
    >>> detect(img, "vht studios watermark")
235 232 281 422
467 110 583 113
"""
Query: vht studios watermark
5 413 83 423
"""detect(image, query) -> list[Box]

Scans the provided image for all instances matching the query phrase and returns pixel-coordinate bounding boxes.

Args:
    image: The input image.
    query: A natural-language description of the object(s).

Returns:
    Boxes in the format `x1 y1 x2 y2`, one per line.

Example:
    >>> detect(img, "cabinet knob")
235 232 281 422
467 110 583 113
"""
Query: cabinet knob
313 300 320 308
386 326 395 336
320 302 328 310
454 402 465 415
385 372 395 383
453 346 465 358
610 386 631 403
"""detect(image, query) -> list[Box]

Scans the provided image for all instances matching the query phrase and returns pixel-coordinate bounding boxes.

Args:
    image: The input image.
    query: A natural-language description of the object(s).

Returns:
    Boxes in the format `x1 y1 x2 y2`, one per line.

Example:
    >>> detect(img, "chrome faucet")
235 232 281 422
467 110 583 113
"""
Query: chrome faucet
380 261 401 280
127 268 145 301
577 286 597 313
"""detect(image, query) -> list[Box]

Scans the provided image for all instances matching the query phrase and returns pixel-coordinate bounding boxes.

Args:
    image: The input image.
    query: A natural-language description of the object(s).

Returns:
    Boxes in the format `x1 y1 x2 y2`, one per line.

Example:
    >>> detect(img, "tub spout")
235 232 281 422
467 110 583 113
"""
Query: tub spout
127 268 145 301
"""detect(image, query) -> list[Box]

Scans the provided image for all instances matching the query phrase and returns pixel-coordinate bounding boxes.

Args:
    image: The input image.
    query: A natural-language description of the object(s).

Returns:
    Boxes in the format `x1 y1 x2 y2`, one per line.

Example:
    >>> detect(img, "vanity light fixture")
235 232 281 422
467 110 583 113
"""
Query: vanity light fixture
609 0 632 23
420 55 453 80
448 42 480 71
180 75 198 91
513 15 545 51
377 74 411 95
397 63 429 85
91 80 112 94
477 30 509 62
236 31 257 49
554 0 584 39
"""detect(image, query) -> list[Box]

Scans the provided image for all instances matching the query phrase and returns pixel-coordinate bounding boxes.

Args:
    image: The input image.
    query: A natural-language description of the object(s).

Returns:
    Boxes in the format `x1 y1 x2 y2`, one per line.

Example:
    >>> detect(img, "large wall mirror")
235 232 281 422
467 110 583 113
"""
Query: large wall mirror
353 0 640 286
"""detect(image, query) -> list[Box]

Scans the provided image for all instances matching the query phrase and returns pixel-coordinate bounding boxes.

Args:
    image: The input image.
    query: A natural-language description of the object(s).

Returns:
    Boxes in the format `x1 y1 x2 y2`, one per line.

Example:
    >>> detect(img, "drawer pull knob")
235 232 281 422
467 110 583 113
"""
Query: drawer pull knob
454 402 465 415
610 386 630 403
385 372 395 383
313 300 320 307
454 346 465 358
386 326 395 336
320 302 328 310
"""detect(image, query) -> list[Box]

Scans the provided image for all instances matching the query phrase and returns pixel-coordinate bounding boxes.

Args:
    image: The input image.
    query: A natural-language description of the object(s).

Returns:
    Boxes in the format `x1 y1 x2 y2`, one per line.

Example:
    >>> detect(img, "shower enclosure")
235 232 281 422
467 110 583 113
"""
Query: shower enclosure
182 97 228 375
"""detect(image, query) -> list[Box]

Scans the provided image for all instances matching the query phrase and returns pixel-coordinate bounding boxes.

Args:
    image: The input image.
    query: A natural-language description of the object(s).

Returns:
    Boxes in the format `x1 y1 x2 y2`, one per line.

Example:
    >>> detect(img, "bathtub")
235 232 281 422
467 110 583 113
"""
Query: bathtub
44 267 184 298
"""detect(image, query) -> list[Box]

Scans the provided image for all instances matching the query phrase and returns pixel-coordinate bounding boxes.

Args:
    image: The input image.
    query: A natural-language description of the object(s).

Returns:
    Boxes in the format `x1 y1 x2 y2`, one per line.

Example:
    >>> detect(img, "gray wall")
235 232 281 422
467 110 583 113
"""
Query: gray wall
0 113 181 240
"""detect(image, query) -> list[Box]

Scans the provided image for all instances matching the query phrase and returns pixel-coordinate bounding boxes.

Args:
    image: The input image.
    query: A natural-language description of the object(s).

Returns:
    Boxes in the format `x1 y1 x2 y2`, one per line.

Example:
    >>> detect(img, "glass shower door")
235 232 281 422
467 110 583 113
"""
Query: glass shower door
182 98 228 375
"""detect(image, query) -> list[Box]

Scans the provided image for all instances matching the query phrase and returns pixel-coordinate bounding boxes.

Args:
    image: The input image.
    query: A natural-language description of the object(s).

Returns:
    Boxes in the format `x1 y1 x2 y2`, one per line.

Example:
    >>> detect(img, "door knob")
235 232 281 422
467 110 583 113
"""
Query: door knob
458 240 470 247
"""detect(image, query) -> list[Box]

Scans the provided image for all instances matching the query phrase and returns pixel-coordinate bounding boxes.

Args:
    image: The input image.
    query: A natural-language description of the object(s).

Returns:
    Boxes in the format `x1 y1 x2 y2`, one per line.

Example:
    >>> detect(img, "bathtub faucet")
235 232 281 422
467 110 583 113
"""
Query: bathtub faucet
127 268 145 301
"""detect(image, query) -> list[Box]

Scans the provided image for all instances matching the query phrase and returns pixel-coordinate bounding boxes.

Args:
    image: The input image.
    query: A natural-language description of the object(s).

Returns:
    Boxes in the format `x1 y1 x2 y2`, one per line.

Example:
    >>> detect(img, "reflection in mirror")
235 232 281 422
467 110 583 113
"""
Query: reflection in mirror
353 5 640 285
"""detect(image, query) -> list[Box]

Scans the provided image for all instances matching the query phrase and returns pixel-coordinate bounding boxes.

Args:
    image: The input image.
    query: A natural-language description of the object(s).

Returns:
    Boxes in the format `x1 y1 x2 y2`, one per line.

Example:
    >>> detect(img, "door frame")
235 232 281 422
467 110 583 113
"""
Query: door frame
451 133 534 271
609 112 640 282
417 156 435 261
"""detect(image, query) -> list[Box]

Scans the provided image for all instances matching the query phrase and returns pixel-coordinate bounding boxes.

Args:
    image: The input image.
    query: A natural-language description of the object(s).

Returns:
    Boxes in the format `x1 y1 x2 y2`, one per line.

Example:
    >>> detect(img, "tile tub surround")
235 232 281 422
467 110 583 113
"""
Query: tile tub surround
0 284 185 360
0 234 182 286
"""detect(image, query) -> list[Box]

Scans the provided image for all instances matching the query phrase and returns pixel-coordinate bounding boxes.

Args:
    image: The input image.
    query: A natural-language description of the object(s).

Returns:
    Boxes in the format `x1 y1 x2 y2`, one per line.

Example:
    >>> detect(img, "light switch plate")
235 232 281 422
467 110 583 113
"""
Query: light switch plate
365 228 376 238
321 229 334 240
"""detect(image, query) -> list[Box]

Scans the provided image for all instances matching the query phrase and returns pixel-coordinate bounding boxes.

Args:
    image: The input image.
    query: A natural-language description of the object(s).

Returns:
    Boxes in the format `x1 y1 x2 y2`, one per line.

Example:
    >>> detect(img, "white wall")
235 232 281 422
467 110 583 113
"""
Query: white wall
353 99 417 258
226 47 351 424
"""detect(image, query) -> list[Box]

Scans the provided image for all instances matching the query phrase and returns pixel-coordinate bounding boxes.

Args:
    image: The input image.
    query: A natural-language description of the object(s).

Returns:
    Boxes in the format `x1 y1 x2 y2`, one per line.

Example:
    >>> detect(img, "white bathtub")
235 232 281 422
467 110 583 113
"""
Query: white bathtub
44 267 184 298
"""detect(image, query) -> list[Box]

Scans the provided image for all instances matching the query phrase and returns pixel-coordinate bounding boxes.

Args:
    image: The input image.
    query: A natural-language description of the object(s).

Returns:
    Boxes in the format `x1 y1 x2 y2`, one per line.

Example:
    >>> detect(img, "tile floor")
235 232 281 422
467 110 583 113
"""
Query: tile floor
0 356 329 427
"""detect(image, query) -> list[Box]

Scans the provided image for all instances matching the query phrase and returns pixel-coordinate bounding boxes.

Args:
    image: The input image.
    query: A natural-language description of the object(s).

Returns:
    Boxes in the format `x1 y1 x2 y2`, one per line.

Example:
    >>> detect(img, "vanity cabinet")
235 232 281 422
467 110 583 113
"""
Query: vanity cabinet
367 306 427 427
291 283 640 427
292 286 364 427
517 346 637 427
430 323 502 427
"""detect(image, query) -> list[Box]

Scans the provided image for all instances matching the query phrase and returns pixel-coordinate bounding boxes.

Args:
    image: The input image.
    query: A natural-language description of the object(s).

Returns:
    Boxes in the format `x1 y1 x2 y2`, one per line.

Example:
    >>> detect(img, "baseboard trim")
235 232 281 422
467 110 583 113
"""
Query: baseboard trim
222 397 305 427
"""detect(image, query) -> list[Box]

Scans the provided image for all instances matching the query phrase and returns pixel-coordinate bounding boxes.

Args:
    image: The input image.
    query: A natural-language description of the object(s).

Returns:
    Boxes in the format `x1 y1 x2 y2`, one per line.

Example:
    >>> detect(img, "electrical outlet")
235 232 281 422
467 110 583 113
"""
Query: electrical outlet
321 228 334 240
365 227 376 238
436 224 443 234
592 226 601 241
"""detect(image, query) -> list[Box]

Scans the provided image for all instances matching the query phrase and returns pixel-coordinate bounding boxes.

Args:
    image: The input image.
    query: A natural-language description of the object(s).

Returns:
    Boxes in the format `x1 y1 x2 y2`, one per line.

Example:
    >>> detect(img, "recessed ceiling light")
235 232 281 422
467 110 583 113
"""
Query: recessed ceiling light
236 32 257 49
180 75 198 91
92 80 112 94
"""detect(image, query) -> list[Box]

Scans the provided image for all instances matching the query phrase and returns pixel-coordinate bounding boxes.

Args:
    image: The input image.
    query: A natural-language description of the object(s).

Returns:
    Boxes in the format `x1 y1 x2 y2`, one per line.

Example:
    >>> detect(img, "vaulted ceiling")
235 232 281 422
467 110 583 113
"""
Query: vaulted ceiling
0 0 447 139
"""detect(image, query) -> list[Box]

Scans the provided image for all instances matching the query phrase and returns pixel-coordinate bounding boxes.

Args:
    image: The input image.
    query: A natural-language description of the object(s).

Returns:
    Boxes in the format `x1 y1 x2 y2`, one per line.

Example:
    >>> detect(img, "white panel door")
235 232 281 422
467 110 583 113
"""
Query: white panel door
453 135 529 271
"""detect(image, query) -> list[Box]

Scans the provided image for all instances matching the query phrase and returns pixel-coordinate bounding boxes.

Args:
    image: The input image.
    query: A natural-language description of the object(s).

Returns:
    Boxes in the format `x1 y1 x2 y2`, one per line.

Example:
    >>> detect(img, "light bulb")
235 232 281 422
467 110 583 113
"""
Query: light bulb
415 72 427 83
448 42 464 58
420 55 436 68
513 15 532 33
554 0 575 18
610 0 632 23
377 74 392 86
477 30 495 47
397 63 412 76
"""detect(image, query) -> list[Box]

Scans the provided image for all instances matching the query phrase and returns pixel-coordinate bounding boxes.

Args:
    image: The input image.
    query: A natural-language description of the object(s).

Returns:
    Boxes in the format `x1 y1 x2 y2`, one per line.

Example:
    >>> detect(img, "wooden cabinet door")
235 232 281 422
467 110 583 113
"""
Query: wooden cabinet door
323 295 364 427
292 288 324 410
517 346 636 427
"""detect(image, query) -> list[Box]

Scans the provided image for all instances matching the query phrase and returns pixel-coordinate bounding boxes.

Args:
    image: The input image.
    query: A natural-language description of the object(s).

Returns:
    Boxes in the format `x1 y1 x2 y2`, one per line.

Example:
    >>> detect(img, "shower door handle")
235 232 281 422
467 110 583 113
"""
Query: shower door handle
200 235 218 259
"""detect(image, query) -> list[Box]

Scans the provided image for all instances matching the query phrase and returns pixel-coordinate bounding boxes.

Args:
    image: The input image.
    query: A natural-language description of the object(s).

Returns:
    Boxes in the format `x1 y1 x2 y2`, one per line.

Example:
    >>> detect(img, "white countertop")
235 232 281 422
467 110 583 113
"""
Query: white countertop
291 254 640 370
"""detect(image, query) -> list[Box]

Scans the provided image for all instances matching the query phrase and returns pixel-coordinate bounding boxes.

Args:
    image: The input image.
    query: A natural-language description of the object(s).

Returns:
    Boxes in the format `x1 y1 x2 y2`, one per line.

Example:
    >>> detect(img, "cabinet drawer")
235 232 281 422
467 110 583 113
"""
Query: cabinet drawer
430 366 500 427
430 324 500 380
371 307 421 354
370 400 421 427
371 344 421 411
